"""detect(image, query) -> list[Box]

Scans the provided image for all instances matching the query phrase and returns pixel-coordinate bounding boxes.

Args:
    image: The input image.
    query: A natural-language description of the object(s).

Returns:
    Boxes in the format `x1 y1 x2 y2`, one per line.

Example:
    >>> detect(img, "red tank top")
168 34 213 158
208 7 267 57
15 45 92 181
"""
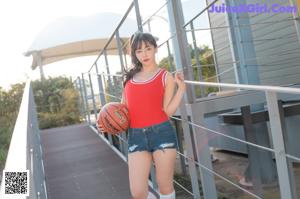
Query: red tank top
124 68 169 128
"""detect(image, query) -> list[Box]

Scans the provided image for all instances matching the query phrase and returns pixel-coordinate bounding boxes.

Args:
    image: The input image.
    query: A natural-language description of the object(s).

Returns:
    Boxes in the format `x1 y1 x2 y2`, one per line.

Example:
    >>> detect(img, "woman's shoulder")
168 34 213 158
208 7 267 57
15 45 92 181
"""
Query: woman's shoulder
161 69 175 87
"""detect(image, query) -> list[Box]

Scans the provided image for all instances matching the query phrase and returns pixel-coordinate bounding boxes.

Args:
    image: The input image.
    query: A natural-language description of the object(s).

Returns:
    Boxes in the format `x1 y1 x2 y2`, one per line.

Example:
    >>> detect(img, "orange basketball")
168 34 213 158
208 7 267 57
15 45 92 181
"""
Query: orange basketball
97 102 130 134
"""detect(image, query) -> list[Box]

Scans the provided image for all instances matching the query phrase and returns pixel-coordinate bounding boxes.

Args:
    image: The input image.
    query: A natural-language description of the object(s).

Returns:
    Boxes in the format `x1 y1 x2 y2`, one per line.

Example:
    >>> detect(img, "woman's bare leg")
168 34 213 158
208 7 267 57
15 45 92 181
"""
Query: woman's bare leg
128 151 152 199
152 148 177 197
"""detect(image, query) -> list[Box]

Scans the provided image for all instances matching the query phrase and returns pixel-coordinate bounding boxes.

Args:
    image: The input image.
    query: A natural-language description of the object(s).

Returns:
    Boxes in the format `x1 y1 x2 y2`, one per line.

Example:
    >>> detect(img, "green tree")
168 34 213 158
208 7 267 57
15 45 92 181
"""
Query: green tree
32 76 81 129
158 44 218 97
158 56 174 72
0 83 25 171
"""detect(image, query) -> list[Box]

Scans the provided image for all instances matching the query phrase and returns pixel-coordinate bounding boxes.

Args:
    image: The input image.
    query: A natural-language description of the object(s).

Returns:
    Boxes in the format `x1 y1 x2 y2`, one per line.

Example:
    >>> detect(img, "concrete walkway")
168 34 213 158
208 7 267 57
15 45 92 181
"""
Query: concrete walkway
40 123 132 199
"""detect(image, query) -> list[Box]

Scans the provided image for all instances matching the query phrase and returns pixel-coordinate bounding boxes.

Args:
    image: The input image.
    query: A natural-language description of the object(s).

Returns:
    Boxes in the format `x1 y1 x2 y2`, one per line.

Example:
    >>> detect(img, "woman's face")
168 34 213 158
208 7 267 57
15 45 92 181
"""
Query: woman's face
135 41 157 66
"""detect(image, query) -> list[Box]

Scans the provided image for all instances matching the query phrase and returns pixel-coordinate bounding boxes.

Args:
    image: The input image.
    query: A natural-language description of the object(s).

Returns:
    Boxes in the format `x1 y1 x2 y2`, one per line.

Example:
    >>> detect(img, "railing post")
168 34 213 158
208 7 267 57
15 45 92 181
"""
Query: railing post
167 0 196 103
277 100 298 199
134 0 143 32
265 91 296 199
74 78 82 118
103 50 113 93
116 29 129 158
190 21 205 97
190 109 217 199
173 118 187 176
95 66 106 107
116 30 126 75
167 0 204 198
77 77 87 122
97 73 113 145
166 40 175 72
88 73 98 122
81 73 91 125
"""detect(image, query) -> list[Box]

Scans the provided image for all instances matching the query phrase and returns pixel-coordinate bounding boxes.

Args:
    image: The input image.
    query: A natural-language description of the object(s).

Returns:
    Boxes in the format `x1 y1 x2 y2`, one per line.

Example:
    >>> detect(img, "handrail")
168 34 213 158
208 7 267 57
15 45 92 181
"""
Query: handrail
1 81 30 171
184 80 300 94
88 1 135 72
0 81 47 199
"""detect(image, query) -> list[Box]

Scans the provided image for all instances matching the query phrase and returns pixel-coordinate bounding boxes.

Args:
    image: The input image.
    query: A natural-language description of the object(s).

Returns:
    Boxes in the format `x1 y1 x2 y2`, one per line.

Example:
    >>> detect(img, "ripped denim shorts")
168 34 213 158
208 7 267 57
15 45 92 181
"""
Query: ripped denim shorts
127 120 179 153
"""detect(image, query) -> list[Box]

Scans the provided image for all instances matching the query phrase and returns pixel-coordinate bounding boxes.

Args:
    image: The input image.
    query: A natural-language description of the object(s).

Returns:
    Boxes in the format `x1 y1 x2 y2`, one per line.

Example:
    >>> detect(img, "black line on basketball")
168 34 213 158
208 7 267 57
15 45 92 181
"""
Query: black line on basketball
100 113 109 133
111 103 129 120
104 115 119 133
106 109 125 131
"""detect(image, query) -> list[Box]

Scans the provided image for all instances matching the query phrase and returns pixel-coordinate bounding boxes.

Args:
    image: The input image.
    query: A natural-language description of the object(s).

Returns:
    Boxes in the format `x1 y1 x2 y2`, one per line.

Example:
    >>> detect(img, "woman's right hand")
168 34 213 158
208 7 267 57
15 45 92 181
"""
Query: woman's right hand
96 123 105 133
174 71 186 92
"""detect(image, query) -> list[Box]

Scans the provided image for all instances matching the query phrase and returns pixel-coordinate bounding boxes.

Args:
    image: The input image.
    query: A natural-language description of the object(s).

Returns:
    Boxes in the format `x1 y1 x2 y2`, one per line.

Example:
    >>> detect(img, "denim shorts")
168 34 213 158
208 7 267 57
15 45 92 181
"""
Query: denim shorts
127 120 179 153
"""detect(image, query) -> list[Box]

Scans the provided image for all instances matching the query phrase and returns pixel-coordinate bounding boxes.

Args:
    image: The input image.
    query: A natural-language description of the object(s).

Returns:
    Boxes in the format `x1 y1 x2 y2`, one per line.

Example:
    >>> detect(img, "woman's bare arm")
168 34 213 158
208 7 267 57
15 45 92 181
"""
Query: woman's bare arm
163 72 186 117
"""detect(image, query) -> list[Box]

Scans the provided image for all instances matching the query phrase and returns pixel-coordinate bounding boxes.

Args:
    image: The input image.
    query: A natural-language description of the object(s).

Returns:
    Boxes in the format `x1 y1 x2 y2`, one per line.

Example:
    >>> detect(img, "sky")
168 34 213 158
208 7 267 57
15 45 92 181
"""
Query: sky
0 0 210 90
0 0 131 89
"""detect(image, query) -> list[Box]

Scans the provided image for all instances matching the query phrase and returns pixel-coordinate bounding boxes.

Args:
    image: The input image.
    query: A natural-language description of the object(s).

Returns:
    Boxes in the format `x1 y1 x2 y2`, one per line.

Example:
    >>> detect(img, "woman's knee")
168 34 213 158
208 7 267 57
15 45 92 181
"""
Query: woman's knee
156 178 174 195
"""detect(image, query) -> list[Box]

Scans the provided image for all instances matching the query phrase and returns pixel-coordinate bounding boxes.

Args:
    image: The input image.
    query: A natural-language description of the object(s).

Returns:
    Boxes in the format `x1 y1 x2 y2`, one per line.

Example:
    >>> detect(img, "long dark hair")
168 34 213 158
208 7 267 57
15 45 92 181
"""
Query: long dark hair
123 32 157 87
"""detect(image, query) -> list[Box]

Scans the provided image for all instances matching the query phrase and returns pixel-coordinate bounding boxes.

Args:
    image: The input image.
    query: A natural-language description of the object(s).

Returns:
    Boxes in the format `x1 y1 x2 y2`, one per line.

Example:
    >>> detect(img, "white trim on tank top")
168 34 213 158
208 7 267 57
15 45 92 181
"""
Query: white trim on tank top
131 68 162 84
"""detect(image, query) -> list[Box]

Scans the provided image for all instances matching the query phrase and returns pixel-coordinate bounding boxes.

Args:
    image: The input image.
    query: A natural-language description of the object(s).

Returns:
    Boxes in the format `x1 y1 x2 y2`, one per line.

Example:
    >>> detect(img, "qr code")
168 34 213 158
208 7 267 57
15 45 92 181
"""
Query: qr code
2 170 29 197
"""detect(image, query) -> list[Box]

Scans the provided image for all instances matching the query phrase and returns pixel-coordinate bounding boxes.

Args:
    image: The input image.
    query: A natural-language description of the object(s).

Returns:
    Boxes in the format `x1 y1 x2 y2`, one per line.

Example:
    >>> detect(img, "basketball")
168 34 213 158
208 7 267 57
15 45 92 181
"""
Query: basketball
97 102 130 134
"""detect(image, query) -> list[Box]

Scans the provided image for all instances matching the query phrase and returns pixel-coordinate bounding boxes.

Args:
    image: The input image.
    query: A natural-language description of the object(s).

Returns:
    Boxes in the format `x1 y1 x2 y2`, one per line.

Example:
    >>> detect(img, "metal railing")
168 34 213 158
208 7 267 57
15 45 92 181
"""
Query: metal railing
1 0 299 199
74 0 300 199
0 81 48 199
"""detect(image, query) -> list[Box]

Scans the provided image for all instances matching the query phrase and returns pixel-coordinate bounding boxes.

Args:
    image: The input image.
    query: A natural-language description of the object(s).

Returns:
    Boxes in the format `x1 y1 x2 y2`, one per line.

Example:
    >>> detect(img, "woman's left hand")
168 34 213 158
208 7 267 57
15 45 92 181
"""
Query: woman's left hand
174 72 186 91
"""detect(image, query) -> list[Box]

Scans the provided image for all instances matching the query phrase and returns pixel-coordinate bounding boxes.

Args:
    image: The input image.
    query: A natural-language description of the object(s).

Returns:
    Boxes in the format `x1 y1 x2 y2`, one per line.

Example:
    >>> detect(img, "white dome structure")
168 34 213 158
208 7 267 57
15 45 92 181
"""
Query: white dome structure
24 12 137 70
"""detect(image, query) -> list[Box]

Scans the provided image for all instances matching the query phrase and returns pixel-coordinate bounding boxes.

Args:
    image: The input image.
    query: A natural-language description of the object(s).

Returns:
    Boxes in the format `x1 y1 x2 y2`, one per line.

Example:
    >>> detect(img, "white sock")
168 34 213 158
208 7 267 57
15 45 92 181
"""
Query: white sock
159 191 175 199
147 191 157 199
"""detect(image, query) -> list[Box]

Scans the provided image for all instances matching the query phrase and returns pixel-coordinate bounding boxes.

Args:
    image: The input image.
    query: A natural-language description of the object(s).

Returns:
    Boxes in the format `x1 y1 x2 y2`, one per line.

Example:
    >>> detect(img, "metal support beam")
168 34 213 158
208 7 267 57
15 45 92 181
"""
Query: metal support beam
134 0 143 32
103 49 113 92
226 0 277 184
277 100 298 199
265 91 296 199
240 106 263 197
167 0 202 198
81 73 91 124
88 73 98 122
78 77 87 122
116 30 126 75
95 63 105 107
167 0 196 104
190 110 217 199
96 72 113 144
174 118 187 176
116 29 128 157
166 40 175 72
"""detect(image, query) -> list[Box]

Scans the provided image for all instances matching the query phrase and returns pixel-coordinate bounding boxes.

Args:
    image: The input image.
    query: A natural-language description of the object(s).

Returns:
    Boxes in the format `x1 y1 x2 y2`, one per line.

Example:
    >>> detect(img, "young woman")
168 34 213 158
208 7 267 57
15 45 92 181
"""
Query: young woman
121 32 186 199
